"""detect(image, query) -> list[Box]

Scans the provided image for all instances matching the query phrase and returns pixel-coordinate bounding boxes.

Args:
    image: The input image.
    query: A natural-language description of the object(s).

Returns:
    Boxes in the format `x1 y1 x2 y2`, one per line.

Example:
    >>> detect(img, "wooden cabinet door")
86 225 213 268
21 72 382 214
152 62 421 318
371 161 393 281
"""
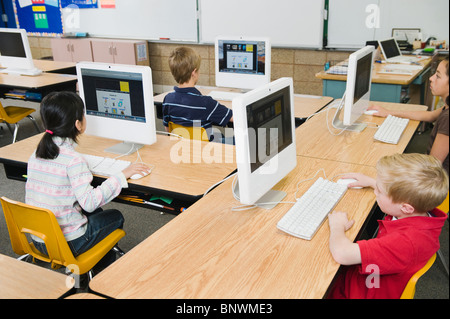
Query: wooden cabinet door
51 38 73 62
112 41 137 65
91 40 115 63
71 39 93 62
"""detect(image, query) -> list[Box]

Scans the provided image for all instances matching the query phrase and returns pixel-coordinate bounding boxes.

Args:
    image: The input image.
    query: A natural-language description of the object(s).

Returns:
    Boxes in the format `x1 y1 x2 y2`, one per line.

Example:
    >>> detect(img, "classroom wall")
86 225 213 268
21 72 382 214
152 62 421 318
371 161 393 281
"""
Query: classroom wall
28 36 352 96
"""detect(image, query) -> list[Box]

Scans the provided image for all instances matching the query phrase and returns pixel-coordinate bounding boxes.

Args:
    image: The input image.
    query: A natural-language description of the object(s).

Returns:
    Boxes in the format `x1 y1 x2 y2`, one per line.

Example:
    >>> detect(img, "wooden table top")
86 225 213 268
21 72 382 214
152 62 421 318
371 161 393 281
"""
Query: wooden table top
0 253 73 299
0 133 236 198
295 101 428 167
89 156 377 299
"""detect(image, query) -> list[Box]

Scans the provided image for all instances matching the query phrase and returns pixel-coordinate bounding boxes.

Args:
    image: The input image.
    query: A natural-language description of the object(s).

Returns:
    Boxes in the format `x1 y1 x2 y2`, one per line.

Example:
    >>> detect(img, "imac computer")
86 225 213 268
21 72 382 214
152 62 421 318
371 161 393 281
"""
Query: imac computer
76 62 157 154
232 77 297 209
0 28 41 76
332 45 375 132
214 36 271 91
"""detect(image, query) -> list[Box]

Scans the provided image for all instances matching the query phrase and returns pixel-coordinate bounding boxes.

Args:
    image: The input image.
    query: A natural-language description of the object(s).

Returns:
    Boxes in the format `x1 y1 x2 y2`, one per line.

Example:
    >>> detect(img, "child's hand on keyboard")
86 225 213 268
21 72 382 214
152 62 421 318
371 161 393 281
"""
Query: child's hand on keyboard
122 163 152 179
328 211 355 232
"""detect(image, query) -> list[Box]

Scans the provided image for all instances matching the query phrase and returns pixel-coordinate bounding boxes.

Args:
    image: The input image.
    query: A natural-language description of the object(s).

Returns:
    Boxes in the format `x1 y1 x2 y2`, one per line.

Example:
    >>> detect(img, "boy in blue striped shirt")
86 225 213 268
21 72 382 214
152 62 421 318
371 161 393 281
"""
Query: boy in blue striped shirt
162 47 233 142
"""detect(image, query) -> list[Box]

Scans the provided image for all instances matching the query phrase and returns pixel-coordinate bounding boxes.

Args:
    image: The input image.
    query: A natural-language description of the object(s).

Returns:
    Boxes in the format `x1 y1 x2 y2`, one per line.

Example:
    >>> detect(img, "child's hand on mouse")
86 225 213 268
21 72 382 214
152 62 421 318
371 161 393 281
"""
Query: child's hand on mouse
122 163 151 179
339 173 375 189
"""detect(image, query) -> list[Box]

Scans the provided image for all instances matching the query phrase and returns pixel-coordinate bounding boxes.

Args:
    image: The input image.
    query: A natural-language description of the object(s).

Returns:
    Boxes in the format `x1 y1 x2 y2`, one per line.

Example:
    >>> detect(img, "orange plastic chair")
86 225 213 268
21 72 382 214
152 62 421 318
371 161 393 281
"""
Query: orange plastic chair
400 253 437 299
168 121 209 142
0 196 125 277
0 101 40 143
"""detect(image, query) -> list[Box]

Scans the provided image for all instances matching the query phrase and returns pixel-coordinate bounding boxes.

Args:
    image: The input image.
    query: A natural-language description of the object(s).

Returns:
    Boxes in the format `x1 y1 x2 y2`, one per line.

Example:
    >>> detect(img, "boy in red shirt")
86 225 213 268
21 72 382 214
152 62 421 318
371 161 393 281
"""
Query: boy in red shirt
328 153 448 299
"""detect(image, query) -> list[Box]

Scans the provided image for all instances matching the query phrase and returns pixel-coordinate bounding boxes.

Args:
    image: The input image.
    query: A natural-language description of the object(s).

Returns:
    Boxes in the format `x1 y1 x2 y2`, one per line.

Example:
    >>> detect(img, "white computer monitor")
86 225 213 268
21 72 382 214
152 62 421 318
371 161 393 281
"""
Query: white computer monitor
76 62 157 154
215 36 271 90
0 28 41 76
332 45 375 132
232 77 297 209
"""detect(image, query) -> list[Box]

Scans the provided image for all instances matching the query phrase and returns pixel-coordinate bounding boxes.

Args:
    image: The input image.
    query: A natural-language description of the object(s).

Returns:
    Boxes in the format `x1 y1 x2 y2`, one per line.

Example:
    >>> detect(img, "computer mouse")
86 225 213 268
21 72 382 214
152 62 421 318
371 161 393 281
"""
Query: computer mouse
130 171 150 180
336 178 362 189
364 110 378 115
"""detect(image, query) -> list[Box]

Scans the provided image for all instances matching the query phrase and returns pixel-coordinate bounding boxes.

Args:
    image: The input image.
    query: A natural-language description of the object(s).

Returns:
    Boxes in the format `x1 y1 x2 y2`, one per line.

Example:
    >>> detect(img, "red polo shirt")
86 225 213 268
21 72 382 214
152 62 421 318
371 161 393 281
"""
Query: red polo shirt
328 208 447 299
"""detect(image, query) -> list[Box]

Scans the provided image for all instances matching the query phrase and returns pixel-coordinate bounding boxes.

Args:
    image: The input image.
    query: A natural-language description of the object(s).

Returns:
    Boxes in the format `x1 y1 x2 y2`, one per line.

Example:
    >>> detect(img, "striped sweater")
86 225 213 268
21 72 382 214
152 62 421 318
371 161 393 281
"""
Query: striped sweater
25 137 127 242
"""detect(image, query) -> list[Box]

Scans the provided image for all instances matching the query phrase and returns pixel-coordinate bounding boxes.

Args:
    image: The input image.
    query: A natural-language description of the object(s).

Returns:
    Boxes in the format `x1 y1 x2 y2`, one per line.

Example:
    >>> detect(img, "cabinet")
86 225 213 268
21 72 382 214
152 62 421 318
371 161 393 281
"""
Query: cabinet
51 38 93 62
90 39 149 66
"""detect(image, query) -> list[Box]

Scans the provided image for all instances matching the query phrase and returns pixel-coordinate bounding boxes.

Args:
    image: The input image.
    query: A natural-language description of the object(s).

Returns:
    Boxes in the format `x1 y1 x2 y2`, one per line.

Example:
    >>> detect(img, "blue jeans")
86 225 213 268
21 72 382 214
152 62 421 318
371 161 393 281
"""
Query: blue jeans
33 208 124 273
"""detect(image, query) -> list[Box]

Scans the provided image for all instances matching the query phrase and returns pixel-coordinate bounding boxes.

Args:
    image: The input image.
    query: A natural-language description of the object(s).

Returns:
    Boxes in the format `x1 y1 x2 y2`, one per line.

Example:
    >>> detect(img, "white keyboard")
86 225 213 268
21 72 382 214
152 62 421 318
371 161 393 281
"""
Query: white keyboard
208 91 243 101
82 154 131 177
277 177 347 240
374 115 409 144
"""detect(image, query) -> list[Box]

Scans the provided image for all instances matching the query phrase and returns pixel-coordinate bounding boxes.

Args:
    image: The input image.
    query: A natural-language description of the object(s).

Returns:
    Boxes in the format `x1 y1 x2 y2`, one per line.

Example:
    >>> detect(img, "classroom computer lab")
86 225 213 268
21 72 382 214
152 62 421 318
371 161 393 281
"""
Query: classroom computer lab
0 0 448 305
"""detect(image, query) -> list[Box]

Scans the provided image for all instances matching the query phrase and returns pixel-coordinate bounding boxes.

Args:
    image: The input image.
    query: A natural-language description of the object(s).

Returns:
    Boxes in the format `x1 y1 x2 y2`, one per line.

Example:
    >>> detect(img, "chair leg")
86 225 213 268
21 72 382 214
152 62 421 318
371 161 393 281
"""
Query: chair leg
437 249 449 276
27 115 41 133
113 245 125 257
12 124 19 143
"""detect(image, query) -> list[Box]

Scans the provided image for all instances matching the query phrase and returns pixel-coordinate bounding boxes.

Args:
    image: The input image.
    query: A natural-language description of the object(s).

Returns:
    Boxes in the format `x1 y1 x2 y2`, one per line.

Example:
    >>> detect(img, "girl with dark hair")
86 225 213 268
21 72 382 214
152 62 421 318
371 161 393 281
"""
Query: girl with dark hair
26 91 151 272
368 57 449 175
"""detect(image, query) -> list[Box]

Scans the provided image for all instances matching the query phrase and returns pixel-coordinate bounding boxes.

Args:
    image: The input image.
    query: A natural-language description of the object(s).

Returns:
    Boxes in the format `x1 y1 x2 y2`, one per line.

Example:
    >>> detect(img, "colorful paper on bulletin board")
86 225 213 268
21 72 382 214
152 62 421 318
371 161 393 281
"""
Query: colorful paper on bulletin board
61 0 98 9
13 0 63 36
100 0 115 9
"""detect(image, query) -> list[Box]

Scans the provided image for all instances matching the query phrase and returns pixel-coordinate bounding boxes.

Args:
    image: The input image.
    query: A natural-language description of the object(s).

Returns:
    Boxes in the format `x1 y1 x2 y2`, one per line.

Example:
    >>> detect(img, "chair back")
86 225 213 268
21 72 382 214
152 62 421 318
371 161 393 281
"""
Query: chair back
0 101 8 120
168 121 209 141
437 192 449 214
400 253 436 299
0 197 77 269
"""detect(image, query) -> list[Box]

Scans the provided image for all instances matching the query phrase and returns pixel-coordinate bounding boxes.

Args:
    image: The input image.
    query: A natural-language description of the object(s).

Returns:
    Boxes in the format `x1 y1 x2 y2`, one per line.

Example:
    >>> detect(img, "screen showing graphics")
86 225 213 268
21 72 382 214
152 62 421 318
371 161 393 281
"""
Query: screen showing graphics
81 69 146 123
77 62 156 154
215 36 271 90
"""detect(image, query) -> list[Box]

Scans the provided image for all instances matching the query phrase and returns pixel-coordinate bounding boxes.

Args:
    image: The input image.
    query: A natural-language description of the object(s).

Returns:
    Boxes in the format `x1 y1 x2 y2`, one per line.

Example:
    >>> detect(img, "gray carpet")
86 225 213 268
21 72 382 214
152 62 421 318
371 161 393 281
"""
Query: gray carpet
0 100 448 299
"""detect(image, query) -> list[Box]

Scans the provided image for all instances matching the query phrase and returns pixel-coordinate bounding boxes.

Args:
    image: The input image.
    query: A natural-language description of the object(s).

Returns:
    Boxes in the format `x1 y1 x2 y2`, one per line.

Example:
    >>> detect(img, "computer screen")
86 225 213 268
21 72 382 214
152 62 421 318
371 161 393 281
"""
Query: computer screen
215 36 271 90
379 38 401 59
332 46 374 132
76 62 157 154
232 77 296 209
0 28 40 75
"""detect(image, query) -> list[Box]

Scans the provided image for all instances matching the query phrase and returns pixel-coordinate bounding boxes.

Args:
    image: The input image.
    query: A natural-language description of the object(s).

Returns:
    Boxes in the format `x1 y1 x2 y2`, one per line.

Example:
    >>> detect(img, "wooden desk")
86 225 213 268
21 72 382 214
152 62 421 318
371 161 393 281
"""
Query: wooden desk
0 72 77 100
0 253 73 299
0 133 236 211
89 156 377 299
33 59 76 75
153 87 333 120
295 101 427 167
316 57 432 104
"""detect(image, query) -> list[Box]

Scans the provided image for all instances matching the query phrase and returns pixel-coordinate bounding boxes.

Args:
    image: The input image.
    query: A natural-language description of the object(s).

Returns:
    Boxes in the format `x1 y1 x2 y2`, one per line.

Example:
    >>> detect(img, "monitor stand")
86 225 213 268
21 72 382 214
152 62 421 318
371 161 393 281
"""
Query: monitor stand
0 67 42 76
104 142 143 155
332 93 367 132
233 179 287 210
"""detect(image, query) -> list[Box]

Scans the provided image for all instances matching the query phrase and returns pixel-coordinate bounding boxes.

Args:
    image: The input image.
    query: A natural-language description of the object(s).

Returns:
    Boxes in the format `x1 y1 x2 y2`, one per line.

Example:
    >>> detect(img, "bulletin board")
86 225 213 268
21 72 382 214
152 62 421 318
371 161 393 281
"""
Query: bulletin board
13 0 63 36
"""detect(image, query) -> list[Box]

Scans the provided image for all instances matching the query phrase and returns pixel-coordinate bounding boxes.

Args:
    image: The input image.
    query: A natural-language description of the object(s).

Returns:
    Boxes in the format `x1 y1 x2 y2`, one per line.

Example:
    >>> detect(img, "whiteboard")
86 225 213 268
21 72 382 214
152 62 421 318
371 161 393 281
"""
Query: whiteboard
327 0 449 49
61 0 198 42
199 0 325 48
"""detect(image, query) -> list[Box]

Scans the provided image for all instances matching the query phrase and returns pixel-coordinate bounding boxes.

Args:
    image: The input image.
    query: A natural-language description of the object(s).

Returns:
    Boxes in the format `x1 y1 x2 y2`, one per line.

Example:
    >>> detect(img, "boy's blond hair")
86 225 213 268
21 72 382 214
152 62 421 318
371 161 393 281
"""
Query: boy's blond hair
376 153 449 212
168 47 201 84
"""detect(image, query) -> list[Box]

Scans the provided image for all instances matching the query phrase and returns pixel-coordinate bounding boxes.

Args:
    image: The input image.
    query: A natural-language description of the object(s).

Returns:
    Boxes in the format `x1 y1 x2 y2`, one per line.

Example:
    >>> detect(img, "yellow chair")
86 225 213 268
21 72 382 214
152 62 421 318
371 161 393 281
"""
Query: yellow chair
0 101 40 143
168 121 209 142
436 191 449 276
0 196 125 277
400 253 437 299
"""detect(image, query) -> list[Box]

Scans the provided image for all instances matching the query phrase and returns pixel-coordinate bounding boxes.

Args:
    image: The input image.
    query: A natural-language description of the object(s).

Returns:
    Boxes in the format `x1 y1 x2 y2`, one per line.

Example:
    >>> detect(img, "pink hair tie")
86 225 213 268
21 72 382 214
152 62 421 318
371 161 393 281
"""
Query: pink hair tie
45 129 54 135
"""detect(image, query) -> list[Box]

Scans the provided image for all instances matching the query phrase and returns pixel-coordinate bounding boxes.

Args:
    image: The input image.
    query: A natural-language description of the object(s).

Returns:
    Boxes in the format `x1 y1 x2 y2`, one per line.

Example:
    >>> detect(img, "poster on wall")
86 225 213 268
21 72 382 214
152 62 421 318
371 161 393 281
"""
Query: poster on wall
100 0 115 9
13 0 63 36
61 0 98 9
